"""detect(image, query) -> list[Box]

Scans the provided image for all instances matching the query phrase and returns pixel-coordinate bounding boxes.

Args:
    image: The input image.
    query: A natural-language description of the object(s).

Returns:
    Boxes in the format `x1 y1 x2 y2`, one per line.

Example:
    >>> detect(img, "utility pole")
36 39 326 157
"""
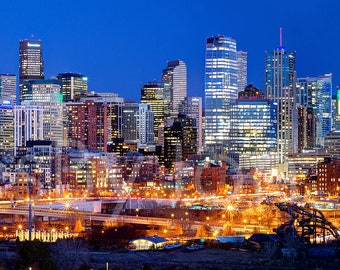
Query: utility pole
28 154 33 241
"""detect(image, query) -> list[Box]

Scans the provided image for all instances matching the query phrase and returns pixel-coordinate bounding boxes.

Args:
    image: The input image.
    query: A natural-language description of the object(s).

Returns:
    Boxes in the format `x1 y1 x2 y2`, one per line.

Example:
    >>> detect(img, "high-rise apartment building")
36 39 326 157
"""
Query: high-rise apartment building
122 100 139 141
204 35 238 156
230 84 278 173
333 87 340 130
265 36 297 165
163 115 197 171
162 60 187 118
0 74 16 102
296 74 332 147
178 96 203 153
137 104 154 145
0 100 14 154
67 100 108 151
19 40 44 103
57 72 88 102
82 92 124 143
24 80 63 147
140 82 170 143
297 107 315 151
13 104 44 156
237 51 247 93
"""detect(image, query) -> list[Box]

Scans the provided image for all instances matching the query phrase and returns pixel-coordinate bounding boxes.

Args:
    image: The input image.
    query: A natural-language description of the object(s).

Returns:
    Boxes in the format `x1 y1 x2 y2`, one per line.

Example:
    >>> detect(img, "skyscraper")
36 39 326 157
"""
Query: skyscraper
0 74 16 102
204 35 238 156
78 92 124 148
122 100 139 141
178 96 203 153
162 60 187 118
296 74 333 148
28 80 64 147
140 82 170 143
265 32 297 165
13 104 44 156
137 104 154 145
0 100 14 154
57 72 88 102
230 84 278 173
19 40 44 103
333 87 340 130
237 51 247 93
67 100 108 151
163 115 197 171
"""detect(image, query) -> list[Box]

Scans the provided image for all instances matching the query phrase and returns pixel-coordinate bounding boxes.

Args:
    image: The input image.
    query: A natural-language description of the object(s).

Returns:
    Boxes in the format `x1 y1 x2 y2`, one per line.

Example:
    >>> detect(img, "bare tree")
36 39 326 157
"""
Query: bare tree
50 238 90 270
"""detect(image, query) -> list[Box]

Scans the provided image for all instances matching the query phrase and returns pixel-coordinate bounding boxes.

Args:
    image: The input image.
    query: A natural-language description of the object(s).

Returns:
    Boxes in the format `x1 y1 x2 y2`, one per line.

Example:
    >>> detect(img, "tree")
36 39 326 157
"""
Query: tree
195 225 210 238
17 240 57 270
50 238 89 270
222 222 235 236
74 219 85 233
174 222 183 237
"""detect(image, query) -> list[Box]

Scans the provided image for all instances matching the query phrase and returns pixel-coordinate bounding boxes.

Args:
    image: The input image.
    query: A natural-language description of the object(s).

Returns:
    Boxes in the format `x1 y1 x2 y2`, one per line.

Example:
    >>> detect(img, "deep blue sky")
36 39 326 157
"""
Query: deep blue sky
0 0 339 101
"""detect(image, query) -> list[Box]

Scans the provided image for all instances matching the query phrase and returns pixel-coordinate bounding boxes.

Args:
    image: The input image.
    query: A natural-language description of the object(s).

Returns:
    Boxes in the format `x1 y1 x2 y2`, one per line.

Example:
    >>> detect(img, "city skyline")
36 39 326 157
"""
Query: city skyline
0 0 338 101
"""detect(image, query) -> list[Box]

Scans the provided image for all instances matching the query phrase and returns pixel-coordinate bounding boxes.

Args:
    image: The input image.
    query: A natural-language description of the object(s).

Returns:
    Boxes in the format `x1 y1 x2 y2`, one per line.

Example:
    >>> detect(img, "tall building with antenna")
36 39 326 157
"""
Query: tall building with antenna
265 28 297 174
19 40 44 103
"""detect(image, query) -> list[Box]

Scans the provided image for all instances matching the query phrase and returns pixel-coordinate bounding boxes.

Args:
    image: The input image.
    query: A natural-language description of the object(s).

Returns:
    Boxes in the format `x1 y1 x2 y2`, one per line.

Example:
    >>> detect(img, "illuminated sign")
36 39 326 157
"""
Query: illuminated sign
2 100 11 105
0 100 13 108
337 89 340 101
28 42 40 48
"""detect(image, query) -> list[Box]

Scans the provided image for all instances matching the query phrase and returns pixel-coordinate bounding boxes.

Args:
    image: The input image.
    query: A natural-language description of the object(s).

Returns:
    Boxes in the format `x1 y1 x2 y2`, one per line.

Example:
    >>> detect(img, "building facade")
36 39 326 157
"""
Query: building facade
137 104 154 145
237 51 247 93
230 84 278 173
163 115 197 172
317 158 340 196
0 74 16 102
29 80 64 147
140 82 170 144
122 100 139 141
297 107 315 151
162 60 187 118
57 72 88 102
296 74 332 148
265 42 297 165
19 40 44 103
13 104 44 156
67 100 108 151
0 100 14 154
178 96 203 153
204 35 238 156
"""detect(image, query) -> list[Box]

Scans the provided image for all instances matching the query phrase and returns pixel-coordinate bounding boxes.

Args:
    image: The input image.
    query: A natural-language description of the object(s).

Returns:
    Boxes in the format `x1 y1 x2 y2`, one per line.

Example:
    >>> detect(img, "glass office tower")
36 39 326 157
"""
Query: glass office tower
296 74 332 148
204 35 238 157
57 72 88 102
140 82 170 144
230 84 278 173
0 74 16 102
162 60 187 118
237 50 247 93
19 40 44 103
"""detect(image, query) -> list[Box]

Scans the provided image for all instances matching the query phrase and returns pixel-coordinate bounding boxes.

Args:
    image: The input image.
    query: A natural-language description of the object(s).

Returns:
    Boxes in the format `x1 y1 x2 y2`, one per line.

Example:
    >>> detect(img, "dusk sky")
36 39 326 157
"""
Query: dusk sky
0 0 339 100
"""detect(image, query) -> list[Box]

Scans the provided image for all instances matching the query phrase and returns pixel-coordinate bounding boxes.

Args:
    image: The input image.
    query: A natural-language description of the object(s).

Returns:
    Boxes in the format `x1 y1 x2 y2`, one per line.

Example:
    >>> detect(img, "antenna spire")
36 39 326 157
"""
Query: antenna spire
279 27 283 47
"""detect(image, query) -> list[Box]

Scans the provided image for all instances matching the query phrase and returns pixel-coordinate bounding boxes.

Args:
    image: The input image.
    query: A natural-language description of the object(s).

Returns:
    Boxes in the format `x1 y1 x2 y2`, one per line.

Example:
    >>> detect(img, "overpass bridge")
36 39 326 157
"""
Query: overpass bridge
0 207 175 227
